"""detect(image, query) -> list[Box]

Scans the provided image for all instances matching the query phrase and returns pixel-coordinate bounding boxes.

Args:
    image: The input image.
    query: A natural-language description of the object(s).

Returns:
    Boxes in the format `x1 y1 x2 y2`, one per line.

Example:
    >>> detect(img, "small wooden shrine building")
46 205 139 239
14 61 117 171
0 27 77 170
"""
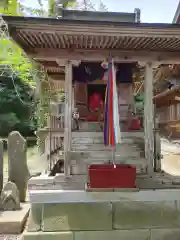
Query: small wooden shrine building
5 10 180 240
3 9 180 180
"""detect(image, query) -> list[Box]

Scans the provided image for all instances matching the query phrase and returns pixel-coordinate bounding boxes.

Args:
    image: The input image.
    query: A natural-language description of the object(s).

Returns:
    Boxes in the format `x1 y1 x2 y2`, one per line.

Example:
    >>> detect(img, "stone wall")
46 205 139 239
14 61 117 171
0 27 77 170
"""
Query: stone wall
23 200 180 240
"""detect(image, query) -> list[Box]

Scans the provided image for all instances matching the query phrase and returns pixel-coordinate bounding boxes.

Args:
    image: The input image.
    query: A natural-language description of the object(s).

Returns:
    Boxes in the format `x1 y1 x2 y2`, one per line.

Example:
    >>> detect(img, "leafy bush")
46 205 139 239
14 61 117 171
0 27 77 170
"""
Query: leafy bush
0 74 37 136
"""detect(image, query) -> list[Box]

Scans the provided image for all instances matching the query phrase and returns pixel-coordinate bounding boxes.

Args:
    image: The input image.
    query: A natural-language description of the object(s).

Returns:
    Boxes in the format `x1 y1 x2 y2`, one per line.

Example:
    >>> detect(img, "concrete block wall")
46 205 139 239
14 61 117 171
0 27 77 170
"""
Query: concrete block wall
23 200 180 240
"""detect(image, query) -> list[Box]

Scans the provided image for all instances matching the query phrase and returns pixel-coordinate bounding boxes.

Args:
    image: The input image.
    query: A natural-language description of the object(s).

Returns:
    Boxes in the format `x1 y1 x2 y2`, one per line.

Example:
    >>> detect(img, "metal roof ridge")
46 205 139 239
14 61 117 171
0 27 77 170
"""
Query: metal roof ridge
2 15 180 29
3 15 180 28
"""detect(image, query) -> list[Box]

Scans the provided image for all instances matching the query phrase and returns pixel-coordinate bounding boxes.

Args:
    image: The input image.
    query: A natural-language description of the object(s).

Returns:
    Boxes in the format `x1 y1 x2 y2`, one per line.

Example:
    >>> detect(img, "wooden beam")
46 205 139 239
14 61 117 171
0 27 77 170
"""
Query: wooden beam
144 62 154 176
47 73 65 80
28 49 180 64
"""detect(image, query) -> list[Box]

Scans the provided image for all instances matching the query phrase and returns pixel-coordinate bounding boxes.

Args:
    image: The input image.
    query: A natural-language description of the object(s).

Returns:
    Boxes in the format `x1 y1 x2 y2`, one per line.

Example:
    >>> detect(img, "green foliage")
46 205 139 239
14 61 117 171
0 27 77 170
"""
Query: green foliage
134 93 144 116
0 39 36 88
0 0 23 15
0 0 107 137
0 74 37 136
63 0 76 8
38 79 50 128
0 0 77 17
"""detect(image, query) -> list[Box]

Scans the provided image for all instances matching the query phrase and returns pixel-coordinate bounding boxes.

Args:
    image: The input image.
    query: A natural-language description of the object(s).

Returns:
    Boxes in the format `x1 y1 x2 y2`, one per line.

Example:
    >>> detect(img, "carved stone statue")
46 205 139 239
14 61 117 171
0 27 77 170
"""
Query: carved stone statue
0 181 20 211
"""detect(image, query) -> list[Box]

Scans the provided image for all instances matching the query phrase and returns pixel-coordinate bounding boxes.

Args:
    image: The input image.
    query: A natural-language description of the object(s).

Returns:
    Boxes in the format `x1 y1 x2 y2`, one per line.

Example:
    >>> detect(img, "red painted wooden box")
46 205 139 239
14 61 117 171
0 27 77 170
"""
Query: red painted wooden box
88 164 136 189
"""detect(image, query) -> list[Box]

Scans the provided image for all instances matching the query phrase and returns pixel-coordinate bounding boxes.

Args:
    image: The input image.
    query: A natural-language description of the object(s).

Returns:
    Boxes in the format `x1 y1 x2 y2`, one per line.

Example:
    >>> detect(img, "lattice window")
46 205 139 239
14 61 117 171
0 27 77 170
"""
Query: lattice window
169 105 176 121
177 103 180 120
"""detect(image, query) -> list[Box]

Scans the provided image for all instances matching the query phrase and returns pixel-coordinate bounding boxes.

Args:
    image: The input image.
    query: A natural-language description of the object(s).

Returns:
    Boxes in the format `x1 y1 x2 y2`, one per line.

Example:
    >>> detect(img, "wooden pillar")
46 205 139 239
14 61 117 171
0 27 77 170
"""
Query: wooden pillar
154 107 161 172
64 61 72 177
144 62 154 176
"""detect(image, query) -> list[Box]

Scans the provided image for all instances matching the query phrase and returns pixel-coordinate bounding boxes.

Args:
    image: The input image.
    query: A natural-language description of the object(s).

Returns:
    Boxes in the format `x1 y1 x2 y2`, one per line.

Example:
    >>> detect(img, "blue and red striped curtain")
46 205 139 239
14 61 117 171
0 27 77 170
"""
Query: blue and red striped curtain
104 58 121 146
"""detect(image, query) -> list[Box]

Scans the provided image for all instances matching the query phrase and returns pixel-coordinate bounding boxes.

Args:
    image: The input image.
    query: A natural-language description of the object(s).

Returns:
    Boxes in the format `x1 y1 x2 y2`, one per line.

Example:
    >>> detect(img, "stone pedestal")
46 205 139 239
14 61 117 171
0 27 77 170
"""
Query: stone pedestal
21 189 180 240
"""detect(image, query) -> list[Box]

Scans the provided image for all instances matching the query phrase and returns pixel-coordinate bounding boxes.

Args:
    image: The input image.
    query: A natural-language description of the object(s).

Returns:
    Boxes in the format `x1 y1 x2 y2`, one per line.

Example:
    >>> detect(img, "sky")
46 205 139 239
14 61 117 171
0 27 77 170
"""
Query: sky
24 0 180 23
91 0 180 23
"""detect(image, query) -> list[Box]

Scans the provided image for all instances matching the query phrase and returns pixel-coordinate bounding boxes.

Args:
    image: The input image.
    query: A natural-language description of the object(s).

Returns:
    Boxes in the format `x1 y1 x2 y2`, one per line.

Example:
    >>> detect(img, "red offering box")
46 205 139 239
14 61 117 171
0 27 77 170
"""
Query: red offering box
88 164 136 189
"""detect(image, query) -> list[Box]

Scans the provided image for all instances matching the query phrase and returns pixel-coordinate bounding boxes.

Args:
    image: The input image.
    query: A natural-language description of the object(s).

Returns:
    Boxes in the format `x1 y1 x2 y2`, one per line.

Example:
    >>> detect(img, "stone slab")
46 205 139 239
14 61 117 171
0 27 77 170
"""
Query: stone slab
113 201 179 229
114 188 139 192
86 186 138 192
0 204 30 234
28 176 54 185
29 189 180 203
85 184 114 192
26 204 42 232
74 230 150 240
150 229 180 240
42 203 112 231
21 231 73 240
54 175 87 183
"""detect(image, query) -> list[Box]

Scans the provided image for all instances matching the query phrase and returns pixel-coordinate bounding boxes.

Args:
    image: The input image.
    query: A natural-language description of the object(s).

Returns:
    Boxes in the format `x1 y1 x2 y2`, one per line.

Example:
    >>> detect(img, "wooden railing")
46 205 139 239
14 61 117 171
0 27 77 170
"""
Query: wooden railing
36 128 64 172
48 115 65 130
156 103 180 124
155 103 180 138
45 131 64 172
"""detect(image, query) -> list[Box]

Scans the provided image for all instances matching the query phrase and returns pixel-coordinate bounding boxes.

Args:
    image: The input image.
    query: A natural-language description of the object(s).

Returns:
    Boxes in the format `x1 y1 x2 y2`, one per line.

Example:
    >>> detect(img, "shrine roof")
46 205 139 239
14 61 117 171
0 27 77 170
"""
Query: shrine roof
3 15 180 55
153 87 180 107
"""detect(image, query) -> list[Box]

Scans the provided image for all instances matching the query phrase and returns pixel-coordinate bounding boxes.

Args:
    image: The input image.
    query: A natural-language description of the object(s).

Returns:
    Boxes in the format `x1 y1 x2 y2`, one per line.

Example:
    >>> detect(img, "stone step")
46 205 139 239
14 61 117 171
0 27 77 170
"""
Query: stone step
72 137 142 145
78 121 102 131
72 137 144 146
70 149 143 160
72 131 144 139
26 197 180 240
21 229 180 240
70 157 147 174
72 143 142 152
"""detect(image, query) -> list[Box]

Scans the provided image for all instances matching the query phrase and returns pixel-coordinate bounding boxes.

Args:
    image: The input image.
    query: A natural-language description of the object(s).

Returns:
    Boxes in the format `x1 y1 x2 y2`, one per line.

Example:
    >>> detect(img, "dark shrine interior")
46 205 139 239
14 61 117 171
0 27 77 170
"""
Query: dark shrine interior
87 84 106 105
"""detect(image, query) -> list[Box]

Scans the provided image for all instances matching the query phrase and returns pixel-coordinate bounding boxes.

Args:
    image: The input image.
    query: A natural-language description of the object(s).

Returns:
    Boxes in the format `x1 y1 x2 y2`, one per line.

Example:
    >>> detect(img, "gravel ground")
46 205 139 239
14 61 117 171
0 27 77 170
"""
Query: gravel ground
0 235 21 240
161 138 180 176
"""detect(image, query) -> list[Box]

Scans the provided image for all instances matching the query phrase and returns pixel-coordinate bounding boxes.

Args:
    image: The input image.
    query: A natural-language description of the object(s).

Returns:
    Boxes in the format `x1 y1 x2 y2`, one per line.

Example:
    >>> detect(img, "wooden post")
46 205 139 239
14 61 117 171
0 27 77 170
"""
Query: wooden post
154 108 161 172
144 62 154 176
64 61 72 177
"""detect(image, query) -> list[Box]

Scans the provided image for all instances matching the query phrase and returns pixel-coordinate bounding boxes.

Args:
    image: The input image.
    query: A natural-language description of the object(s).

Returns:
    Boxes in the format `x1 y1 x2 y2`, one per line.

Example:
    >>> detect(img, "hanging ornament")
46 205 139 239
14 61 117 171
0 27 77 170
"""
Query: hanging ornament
101 59 108 70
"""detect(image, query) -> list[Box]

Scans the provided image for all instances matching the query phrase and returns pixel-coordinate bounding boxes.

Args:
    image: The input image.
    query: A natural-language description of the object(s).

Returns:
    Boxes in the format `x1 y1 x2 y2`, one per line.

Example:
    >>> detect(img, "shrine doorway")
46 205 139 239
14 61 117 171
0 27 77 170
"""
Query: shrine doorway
87 84 106 105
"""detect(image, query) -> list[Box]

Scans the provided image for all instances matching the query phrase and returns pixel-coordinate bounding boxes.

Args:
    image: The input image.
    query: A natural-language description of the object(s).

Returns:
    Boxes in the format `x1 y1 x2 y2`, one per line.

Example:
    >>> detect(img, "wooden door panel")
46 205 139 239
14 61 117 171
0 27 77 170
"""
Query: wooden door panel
75 82 88 119
118 83 135 120
75 82 87 105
